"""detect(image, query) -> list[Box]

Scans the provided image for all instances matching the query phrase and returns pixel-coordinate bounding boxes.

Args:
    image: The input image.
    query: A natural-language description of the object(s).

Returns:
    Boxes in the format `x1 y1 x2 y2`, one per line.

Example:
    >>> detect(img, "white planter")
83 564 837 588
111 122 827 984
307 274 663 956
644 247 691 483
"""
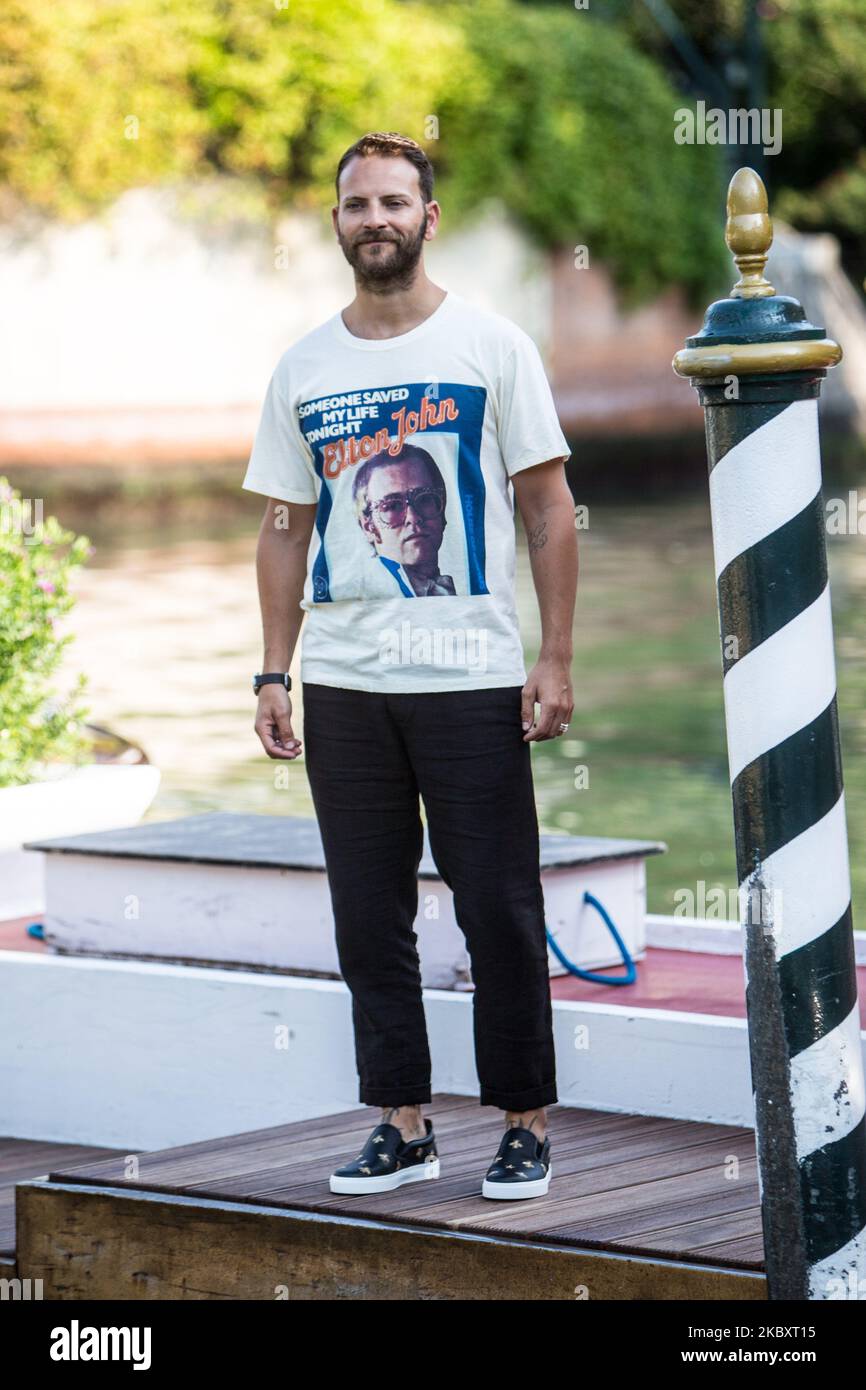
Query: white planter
31 813 661 988
0 764 161 919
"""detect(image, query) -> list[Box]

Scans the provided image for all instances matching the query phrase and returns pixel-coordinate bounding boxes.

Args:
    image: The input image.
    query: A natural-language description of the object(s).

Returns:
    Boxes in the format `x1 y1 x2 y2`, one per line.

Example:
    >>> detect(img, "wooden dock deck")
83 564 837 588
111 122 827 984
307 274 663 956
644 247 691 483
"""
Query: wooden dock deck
0 1137 127 1270
12 1096 768 1299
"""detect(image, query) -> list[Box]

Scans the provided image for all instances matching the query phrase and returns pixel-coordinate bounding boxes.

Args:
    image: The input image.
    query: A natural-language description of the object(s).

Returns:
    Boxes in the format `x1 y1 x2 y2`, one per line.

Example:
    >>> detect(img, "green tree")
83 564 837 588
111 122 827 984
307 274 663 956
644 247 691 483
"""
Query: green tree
0 0 208 219
434 0 727 303
0 0 727 302
607 0 866 288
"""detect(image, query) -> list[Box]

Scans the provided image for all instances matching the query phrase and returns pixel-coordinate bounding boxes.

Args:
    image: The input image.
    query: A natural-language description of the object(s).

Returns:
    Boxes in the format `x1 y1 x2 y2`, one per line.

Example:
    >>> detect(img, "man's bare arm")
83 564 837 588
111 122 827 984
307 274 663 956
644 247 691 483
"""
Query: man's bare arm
253 498 317 760
511 458 578 742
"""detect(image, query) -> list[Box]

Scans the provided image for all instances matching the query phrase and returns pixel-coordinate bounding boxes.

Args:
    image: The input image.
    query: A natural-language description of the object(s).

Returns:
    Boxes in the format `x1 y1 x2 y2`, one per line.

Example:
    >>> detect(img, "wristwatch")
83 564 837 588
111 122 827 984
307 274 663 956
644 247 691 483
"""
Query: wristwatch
253 671 292 695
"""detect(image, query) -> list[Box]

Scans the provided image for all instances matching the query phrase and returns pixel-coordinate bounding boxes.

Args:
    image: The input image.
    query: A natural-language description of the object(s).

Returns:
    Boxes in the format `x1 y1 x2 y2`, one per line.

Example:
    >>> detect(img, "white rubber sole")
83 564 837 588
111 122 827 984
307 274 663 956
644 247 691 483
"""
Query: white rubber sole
329 1156 440 1194
481 1163 552 1200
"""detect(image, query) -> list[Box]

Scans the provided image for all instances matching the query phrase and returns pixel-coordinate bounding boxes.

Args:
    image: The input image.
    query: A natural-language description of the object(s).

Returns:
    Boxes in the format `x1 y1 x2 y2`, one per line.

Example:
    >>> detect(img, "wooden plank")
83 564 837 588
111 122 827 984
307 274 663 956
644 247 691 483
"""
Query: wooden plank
45 1109 745 1200
41 1098 479 1183
47 1103 745 1187
465 1166 761 1266
16 1181 766 1301
554 1185 762 1244
610 1208 764 1253
0 1138 126 1259
43 1095 764 1271
119 1118 731 1202
689 1234 767 1263
252 1143 757 1232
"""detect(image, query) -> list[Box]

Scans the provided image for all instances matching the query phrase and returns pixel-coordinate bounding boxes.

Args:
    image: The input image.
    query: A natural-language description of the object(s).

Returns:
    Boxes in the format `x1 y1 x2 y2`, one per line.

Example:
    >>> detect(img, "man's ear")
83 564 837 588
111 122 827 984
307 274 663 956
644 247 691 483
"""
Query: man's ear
423 200 441 240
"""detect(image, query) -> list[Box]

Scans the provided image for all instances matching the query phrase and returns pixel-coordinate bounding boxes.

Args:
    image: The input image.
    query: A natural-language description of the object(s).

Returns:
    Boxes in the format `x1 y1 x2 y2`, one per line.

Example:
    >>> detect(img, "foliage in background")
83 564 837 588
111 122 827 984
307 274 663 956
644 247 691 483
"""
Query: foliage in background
609 0 866 290
769 0 866 286
0 0 209 219
0 0 727 304
436 0 727 305
0 478 92 787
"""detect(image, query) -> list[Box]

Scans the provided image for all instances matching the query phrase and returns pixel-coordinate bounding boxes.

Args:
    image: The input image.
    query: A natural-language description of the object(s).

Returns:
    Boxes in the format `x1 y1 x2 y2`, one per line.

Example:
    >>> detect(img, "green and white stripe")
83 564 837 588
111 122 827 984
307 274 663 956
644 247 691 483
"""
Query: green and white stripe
702 381 866 1300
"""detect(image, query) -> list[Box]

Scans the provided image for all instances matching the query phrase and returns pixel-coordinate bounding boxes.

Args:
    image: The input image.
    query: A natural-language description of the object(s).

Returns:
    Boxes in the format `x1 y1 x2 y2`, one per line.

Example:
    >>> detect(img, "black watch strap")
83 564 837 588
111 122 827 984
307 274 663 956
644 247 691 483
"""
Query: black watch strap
253 671 292 694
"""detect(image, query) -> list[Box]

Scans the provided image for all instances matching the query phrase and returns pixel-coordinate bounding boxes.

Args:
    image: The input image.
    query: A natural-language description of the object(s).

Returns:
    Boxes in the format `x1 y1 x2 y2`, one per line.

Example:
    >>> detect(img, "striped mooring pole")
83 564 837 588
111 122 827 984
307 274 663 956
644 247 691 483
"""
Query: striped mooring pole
674 168 866 1301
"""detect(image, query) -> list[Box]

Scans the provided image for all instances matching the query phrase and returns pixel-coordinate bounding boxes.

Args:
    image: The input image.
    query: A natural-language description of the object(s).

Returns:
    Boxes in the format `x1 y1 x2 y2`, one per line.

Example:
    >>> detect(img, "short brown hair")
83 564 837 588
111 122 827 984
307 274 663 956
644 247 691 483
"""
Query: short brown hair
335 132 434 206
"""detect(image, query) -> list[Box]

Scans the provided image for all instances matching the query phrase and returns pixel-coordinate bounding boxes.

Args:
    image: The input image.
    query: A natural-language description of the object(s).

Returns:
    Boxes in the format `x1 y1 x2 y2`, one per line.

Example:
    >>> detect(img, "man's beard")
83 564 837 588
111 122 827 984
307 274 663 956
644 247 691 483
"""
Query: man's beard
338 212 428 290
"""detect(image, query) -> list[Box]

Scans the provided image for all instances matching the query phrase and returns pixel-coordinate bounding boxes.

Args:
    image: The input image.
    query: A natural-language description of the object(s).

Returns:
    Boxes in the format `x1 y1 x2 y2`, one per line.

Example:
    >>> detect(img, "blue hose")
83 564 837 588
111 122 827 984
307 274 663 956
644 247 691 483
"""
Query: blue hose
545 889 636 985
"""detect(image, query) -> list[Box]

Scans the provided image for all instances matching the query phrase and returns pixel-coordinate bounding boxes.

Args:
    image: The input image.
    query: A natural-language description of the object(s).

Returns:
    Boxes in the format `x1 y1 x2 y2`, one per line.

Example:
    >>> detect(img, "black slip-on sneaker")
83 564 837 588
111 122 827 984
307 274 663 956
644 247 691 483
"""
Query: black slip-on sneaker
329 1117 440 1194
481 1124 552 1199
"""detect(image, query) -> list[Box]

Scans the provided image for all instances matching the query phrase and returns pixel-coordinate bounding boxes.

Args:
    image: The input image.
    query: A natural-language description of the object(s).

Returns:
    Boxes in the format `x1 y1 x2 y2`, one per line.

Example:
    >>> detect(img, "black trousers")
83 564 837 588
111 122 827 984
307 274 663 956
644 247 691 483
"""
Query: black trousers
302 681 558 1111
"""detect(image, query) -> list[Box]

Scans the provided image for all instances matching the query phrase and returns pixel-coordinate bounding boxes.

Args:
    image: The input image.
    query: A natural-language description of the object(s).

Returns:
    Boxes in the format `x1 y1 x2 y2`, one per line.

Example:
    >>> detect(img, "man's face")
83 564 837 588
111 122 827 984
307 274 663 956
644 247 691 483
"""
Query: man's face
360 460 446 568
333 155 437 286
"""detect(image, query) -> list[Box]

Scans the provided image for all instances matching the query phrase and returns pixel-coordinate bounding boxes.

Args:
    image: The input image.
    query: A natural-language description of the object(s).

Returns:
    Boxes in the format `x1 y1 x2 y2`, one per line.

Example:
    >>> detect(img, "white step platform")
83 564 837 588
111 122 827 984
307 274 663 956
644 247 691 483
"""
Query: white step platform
0 764 160 919
24 813 667 989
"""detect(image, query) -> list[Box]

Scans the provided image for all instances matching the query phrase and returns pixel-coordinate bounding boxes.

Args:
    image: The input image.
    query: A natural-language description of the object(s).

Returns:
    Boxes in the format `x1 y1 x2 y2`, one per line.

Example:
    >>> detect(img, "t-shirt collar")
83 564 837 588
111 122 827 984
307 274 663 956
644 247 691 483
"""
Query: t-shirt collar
331 290 454 351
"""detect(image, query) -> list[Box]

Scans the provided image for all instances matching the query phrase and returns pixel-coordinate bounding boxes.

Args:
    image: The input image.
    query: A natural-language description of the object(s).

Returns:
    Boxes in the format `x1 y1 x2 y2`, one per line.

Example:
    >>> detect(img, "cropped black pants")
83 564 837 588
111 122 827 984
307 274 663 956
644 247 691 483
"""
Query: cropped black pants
302 681 557 1111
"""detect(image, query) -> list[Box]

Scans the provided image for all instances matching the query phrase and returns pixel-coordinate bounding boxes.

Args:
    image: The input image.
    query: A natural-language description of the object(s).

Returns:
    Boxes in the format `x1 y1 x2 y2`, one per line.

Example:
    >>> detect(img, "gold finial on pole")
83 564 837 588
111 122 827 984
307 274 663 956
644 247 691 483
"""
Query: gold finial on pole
673 164 842 378
726 167 775 298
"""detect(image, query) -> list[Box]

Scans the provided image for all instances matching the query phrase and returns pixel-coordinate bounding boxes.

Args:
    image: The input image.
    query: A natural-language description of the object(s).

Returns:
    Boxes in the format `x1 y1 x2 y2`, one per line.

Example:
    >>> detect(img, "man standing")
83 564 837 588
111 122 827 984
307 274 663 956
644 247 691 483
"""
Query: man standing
243 131 577 1200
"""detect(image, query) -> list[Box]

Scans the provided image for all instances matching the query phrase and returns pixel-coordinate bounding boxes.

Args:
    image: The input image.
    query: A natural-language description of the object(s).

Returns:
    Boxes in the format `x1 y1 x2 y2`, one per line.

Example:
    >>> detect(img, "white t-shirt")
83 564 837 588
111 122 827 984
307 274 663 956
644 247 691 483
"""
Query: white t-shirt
242 288 571 693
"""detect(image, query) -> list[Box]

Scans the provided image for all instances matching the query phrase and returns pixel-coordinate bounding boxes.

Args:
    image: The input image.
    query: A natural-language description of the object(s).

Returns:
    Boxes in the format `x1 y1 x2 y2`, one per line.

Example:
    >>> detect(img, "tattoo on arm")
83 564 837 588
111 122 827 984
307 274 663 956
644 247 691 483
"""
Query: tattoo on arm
527 520 548 553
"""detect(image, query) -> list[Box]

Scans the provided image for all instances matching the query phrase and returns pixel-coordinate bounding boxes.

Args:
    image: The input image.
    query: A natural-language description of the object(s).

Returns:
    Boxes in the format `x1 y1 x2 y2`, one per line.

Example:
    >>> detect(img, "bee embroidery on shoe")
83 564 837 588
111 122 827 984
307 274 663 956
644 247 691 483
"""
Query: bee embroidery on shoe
378 1154 391 1164
522 1160 534 1168
360 1166 372 1175
373 1135 385 1144
508 1139 522 1149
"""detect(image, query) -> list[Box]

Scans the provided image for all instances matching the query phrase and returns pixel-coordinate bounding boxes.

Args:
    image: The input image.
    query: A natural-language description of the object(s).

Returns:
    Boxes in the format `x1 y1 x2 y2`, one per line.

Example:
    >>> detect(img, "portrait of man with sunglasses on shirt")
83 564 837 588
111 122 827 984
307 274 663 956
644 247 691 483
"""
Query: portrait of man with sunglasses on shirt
352 441 457 597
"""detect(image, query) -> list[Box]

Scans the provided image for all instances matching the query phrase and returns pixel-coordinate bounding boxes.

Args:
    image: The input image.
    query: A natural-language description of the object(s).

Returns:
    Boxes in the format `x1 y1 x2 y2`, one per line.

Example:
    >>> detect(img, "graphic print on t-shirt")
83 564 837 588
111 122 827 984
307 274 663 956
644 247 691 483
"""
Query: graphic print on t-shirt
298 381 489 604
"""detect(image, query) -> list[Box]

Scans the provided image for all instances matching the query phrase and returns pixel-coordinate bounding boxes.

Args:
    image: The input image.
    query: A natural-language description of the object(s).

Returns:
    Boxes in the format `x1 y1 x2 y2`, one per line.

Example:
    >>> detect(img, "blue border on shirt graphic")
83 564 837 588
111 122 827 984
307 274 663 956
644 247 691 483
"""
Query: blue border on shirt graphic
304 382 489 602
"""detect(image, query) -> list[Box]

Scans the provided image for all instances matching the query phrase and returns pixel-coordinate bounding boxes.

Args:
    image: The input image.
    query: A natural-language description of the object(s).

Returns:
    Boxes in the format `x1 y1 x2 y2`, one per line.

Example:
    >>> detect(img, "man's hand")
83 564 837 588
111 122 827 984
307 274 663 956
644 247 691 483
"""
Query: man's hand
255 686 302 759
521 657 574 742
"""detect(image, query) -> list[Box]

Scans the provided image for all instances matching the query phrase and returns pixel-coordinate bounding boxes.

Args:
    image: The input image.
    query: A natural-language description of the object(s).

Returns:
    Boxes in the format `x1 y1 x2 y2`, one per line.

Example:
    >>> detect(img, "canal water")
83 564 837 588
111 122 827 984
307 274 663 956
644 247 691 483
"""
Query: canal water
58 494 866 920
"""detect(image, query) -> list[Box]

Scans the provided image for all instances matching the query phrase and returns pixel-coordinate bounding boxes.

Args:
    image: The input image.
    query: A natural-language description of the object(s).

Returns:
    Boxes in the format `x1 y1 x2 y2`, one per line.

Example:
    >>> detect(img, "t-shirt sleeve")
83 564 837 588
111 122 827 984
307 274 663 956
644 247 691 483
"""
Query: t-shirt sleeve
242 360 319 504
496 331 572 478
